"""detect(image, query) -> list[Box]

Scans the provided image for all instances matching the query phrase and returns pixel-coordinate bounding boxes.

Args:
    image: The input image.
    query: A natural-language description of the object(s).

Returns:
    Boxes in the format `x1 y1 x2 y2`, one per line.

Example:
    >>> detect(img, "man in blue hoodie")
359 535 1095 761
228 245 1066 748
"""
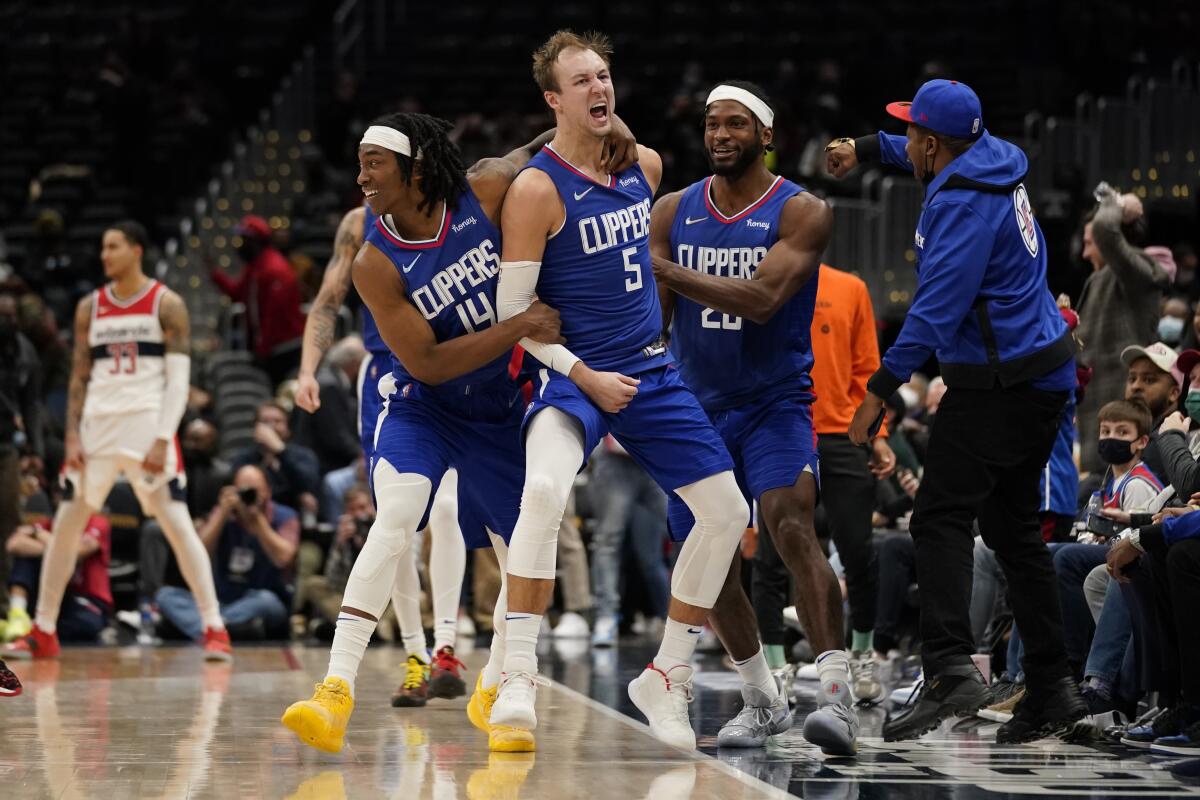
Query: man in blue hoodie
826 79 1085 743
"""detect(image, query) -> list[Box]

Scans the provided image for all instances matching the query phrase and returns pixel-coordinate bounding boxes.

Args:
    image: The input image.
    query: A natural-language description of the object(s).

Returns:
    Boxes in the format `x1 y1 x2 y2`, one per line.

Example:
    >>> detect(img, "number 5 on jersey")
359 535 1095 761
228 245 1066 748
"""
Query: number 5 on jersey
622 246 642 292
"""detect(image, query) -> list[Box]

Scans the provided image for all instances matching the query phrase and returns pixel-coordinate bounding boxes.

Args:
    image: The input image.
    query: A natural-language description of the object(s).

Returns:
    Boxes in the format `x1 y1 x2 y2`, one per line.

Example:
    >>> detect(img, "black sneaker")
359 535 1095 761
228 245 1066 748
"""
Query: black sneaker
0 659 22 697
883 664 992 741
997 676 1088 743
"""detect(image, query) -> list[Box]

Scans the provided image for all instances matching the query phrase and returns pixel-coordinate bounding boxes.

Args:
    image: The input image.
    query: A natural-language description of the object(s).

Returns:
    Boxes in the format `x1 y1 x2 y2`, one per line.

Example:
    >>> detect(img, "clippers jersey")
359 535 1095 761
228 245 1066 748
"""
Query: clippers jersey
524 145 668 375
668 175 815 410
364 186 516 411
360 205 388 355
85 280 169 418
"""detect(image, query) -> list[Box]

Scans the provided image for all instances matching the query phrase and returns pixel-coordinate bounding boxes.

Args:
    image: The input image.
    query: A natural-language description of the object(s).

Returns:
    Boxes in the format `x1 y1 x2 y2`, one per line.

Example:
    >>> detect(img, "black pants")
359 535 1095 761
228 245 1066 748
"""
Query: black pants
875 531 917 652
0 446 19 611
817 435 878 634
1166 539 1200 704
911 383 1070 687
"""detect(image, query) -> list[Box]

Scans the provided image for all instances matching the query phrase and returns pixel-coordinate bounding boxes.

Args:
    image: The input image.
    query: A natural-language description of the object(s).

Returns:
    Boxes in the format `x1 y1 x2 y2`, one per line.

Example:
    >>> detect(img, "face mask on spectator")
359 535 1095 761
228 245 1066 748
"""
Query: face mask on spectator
1097 437 1136 465
1186 390 1200 420
1158 315 1185 344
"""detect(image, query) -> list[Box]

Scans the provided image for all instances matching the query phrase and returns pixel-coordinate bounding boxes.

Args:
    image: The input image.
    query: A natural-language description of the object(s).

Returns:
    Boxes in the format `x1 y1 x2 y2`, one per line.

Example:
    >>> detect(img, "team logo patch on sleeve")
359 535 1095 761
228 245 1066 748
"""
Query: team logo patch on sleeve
1013 184 1038 257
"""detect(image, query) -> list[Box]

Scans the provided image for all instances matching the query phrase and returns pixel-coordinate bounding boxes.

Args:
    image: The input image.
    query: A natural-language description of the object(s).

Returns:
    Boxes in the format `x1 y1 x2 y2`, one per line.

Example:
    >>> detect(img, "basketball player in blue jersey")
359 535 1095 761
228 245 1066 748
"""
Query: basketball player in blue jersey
282 111 577 755
650 81 859 756
296 205 476 708
489 30 750 753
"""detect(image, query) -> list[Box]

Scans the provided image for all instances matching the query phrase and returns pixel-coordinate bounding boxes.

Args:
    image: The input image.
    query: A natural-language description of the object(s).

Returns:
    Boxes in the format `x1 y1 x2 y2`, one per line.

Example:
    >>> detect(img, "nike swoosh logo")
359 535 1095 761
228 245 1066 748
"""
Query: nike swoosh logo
684 216 707 225
505 614 532 621
687 628 703 634
402 253 422 273
574 187 595 201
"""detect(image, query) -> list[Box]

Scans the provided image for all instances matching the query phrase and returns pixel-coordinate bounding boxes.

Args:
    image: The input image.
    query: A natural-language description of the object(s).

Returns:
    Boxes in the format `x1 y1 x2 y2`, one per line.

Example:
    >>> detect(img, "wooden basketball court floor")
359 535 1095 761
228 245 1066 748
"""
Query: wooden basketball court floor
3 642 1200 799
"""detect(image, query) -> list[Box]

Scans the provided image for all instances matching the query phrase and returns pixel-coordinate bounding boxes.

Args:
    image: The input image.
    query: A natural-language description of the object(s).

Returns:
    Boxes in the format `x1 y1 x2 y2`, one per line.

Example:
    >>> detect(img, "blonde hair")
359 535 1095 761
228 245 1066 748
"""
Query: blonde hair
532 29 613 93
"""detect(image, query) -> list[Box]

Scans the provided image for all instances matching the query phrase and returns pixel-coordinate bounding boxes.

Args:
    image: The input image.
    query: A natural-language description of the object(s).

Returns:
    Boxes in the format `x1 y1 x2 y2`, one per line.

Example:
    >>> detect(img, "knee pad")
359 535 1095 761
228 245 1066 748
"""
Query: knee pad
506 470 571 580
670 472 750 609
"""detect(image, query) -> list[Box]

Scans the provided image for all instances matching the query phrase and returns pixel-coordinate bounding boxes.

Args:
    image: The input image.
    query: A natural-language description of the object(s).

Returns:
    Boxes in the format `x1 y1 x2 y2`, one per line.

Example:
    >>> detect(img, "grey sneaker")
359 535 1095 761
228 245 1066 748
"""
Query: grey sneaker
850 651 884 706
717 675 793 748
802 702 860 756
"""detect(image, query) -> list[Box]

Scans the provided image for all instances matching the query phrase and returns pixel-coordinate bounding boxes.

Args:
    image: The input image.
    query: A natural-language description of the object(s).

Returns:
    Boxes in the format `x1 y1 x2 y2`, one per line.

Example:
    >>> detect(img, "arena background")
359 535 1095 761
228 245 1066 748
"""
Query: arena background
2 0 1198 426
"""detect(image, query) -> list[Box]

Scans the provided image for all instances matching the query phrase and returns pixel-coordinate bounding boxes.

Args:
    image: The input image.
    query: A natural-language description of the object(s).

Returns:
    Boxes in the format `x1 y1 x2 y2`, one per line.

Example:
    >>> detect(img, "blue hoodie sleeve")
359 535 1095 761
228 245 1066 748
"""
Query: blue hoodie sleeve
1163 510 1200 546
867 201 995 397
877 132 913 171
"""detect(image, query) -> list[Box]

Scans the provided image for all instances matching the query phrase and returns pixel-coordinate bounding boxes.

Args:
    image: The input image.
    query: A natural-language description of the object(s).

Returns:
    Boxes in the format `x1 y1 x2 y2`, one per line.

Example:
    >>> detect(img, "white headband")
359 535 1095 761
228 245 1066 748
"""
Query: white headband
705 85 774 128
360 125 420 158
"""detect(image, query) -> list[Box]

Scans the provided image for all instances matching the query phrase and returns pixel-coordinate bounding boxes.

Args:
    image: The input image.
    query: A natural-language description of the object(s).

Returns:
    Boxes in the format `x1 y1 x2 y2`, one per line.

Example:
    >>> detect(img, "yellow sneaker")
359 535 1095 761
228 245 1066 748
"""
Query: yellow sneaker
468 673 497 733
5 608 31 642
469 673 535 752
282 677 354 753
284 771 346 800
466 753 535 800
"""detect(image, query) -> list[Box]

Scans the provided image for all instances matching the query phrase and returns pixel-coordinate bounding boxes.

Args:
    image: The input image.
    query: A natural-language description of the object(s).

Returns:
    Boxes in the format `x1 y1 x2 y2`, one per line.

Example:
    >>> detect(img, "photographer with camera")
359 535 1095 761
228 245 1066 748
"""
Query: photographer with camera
292 484 380 640
156 464 298 640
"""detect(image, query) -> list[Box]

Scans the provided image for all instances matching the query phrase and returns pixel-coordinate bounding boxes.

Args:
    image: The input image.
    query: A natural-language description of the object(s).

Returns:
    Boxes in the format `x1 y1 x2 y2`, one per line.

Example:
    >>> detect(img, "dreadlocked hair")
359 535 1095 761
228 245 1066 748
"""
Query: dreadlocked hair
369 111 468 216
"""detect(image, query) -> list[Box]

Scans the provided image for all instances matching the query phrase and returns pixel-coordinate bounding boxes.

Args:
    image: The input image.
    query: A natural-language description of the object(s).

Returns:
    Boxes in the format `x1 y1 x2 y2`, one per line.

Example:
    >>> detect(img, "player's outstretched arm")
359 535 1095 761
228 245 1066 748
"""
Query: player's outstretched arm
64 295 94 470
297 206 365 413
649 191 683 332
353 242 561 386
651 193 832 325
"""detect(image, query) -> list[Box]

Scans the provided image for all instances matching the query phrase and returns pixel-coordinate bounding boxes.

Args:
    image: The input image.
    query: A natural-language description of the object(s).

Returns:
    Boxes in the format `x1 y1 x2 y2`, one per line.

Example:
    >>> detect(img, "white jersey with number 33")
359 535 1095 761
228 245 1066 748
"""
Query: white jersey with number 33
84 280 168 418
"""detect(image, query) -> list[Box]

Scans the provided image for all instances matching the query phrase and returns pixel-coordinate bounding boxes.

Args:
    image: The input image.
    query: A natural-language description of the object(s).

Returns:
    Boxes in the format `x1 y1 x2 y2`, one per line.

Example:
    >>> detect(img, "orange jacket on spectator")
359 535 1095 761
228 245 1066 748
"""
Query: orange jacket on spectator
211 246 305 359
810 264 888 437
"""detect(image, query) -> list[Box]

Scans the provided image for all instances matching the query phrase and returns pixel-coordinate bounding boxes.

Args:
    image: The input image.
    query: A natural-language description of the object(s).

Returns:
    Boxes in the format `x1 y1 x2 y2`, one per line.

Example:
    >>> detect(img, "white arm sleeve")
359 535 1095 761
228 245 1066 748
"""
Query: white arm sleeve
156 353 191 440
496 260 582 376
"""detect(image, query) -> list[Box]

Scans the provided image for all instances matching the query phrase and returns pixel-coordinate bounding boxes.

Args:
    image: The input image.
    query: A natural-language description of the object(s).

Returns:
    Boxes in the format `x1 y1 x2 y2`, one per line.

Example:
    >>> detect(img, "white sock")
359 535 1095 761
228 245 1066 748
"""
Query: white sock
482 531 509 689
815 649 852 707
652 618 702 673
733 645 779 699
500 613 542 676
152 497 224 632
10 595 27 613
392 545 426 660
429 469 466 654
327 612 376 696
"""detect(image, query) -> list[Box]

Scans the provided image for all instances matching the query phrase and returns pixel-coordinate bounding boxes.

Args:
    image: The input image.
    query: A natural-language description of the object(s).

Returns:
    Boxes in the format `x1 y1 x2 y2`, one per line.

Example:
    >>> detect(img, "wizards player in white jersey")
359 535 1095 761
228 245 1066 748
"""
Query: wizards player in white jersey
3 222 231 663
296 204 473 708
282 111 636 755
490 30 749 753
650 82 859 755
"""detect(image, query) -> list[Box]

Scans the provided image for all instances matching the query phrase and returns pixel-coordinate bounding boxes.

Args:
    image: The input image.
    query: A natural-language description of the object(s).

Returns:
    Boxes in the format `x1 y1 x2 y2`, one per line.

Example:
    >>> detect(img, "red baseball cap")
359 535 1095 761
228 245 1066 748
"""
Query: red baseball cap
1177 349 1200 382
887 79 984 140
237 215 272 242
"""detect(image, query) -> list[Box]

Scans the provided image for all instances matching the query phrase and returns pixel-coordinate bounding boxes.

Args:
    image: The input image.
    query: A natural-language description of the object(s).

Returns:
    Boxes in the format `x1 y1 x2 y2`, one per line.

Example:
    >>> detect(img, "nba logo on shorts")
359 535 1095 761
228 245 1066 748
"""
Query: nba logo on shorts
1013 185 1038 257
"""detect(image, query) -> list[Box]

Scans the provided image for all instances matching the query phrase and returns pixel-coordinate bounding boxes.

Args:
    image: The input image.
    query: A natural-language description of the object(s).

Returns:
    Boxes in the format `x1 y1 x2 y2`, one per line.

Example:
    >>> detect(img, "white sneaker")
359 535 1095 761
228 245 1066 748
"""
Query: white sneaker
592 615 618 647
802 702 860 756
489 671 549 730
850 651 885 706
628 664 697 750
553 612 590 639
889 673 924 705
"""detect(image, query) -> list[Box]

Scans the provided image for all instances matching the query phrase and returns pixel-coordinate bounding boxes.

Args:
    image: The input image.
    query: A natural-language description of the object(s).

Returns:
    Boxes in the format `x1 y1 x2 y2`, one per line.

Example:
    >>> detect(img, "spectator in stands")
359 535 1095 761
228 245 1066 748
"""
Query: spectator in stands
1075 187 1170 472
210 215 306 386
231 401 320 520
292 335 364 475
181 419 233 520
1107 506 1200 753
0 290 44 609
1174 243 1199 303
294 483 378 639
5 514 111 643
157 464 297 640
1159 297 1191 349
1114 343 1182 487
588 436 670 647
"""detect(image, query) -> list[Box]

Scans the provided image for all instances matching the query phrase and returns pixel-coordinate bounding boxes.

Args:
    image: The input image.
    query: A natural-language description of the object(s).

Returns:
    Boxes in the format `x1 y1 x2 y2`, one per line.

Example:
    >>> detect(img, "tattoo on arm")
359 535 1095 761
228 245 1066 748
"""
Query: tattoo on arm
304 210 363 368
66 296 93 436
159 292 192 355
